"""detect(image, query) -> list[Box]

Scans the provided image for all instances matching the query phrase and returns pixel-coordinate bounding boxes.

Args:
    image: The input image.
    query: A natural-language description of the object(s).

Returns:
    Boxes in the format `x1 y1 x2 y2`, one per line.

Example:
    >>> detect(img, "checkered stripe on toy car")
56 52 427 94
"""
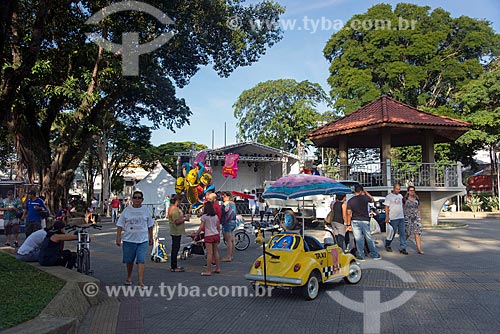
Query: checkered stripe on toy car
323 266 335 278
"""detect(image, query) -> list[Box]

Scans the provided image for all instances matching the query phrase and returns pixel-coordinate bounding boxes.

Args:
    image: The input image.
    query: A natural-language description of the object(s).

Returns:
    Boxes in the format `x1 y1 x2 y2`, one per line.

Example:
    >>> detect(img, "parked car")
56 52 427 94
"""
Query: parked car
245 228 362 300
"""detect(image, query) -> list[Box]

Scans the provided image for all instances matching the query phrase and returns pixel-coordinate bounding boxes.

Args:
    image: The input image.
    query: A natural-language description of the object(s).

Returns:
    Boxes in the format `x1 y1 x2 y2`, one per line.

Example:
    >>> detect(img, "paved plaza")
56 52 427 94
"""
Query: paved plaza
75 216 500 334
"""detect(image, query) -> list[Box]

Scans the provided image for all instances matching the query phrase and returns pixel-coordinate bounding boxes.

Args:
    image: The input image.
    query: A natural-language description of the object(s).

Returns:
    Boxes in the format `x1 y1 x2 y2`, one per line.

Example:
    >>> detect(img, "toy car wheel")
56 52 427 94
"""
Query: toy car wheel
344 262 362 284
302 271 321 300
155 257 161 263
150 255 155 261
281 210 298 230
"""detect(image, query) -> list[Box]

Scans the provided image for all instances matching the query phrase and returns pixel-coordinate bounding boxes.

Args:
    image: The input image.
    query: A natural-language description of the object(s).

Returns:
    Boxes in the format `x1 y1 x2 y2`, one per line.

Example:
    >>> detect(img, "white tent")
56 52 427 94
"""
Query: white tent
135 163 176 215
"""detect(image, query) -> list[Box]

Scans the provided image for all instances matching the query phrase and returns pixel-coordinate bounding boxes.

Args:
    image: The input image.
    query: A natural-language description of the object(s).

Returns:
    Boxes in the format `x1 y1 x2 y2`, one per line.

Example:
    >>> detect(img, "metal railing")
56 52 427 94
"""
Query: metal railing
324 161 462 188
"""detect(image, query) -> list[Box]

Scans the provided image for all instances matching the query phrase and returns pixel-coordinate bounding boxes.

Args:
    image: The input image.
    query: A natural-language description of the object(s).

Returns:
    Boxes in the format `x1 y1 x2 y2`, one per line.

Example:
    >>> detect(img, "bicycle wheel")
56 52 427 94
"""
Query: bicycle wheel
79 248 91 275
234 231 250 251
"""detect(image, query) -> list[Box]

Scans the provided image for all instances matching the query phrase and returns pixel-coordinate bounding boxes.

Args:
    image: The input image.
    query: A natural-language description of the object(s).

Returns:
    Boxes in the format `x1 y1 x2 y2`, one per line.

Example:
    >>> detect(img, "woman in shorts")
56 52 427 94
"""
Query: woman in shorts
116 191 154 287
221 192 237 262
196 201 220 275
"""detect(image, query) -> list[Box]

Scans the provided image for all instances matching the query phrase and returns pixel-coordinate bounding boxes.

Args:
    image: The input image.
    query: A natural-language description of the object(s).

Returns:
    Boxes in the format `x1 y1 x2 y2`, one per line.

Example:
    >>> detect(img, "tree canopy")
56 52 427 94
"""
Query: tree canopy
0 0 284 209
234 79 331 152
323 3 500 114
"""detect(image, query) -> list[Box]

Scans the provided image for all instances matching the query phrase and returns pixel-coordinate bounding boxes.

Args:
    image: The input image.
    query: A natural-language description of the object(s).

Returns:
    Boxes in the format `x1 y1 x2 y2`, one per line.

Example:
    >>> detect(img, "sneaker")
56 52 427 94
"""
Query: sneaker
14 241 19 248
355 257 366 262
385 246 392 252
372 255 382 260
5 242 11 247
400 249 408 255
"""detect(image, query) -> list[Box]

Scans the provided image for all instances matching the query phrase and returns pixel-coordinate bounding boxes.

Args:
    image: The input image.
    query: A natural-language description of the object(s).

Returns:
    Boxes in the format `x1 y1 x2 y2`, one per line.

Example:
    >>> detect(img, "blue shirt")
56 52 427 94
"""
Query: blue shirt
26 198 48 222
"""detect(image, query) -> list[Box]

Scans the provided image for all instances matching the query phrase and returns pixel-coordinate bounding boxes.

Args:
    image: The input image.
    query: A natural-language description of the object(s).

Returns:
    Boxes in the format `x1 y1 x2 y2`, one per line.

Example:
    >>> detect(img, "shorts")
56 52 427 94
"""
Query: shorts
4 219 20 235
249 206 257 215
222 222 236 233
122 241 148 264
204 234 220 243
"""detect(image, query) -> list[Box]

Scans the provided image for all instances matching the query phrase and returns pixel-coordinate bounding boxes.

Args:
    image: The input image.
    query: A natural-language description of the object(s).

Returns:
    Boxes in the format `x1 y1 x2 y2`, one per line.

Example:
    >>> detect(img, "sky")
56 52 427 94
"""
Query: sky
149 0 500 148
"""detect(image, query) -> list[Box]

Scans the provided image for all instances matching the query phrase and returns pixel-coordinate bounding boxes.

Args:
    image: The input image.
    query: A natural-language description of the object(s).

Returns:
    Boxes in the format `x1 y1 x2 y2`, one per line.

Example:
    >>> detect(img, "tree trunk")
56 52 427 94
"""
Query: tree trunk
99 132 110 216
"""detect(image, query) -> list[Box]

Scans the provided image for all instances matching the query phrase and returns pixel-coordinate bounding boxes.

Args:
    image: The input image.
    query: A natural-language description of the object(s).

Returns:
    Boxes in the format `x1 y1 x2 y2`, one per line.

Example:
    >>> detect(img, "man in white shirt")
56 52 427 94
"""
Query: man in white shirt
384 183 407 254
248 190 258 223
16 228 47 262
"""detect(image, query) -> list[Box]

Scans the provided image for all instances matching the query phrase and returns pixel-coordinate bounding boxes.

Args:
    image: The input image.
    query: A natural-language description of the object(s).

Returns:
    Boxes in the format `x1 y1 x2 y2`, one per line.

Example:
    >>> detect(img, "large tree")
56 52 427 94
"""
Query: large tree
234 79 331 152
324 3 500 114
0 0 284 210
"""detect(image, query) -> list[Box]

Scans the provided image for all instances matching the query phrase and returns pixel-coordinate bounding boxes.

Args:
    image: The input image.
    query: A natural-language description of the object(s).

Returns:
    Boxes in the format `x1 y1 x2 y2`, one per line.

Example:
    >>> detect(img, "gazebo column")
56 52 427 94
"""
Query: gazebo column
422 131 435 186
339 138 348 180
381 132 391 186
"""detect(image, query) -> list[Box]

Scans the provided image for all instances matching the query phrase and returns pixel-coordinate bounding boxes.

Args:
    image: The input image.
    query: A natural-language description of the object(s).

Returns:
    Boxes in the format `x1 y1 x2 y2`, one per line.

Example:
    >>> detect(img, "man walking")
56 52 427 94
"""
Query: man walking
384 183 408 254
111 195 120 223
22 190 49 237
346 185 381 261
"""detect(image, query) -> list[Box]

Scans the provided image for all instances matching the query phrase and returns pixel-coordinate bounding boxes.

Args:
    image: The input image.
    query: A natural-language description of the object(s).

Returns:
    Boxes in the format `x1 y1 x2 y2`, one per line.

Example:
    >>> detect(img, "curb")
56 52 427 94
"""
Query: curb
0 249 119 334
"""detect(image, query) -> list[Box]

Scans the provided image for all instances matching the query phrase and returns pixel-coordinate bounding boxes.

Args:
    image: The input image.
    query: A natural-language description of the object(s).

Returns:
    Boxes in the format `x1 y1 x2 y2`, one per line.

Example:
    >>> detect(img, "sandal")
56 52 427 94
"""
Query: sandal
213 270 221 274
221 257 232 262
201 272 212 276
170 267 185 272
124 280 133 285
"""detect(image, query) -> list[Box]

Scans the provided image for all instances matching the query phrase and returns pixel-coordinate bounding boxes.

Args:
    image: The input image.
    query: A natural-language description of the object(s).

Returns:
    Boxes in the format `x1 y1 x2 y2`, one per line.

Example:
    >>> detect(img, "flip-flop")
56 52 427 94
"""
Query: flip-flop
221 258 232 262
171 267 185 272
213 270 221 274
201 272 212 276
124 280 132 285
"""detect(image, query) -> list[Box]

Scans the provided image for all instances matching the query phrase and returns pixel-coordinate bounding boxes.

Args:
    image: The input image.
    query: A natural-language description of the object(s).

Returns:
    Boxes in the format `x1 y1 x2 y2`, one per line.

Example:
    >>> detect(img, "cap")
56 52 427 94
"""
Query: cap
28 190 36 195
52 221 65 231
7 190 13 195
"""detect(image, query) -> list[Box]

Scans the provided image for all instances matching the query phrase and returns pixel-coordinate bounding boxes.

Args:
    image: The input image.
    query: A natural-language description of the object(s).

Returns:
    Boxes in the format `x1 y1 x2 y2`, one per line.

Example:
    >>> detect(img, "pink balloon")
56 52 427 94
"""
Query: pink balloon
222 153 239 179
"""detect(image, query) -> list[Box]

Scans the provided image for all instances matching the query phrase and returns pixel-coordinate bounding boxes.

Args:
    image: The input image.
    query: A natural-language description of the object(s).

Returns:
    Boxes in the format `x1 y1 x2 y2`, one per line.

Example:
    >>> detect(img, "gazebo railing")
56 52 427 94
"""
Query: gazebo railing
324 161 462 188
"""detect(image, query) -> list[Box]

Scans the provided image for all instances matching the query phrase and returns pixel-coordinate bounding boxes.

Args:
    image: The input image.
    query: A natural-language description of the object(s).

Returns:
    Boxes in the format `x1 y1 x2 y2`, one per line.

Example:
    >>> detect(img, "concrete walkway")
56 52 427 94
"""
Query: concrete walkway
80 215 500 334
2 215 499 333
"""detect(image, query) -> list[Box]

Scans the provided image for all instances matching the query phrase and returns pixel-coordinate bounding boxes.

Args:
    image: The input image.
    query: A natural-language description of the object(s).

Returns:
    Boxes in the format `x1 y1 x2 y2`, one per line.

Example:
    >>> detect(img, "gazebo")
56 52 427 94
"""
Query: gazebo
308 95 471 224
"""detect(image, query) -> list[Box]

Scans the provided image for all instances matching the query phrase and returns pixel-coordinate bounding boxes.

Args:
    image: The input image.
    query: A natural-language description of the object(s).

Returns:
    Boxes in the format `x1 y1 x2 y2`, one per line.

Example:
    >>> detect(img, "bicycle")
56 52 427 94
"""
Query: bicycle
66 224 102 275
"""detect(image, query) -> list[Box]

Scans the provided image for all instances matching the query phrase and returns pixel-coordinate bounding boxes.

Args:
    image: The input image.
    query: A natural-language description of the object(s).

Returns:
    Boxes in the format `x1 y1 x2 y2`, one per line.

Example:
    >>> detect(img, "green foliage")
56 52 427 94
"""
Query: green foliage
323 3 500 165
234 79 331 152
468 195 483 212
154 142 208 176
454 62 500 165
477 194 499 212
1 0 284 206
324 3 500 114
0 253 65 330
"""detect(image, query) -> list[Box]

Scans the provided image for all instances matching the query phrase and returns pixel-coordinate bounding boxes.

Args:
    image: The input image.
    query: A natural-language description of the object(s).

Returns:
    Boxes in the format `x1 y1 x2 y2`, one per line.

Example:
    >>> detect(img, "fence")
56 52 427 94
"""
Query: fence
323 161 462 188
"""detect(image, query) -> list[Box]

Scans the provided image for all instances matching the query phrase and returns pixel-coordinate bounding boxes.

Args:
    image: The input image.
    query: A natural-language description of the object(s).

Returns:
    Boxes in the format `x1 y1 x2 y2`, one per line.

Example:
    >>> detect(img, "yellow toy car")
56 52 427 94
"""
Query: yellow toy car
245 229 362 300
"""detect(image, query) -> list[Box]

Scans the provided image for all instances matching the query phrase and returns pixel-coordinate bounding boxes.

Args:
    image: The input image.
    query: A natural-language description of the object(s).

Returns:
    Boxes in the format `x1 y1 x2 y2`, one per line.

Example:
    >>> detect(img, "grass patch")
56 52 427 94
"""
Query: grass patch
424 222 468 229
0 252 65 330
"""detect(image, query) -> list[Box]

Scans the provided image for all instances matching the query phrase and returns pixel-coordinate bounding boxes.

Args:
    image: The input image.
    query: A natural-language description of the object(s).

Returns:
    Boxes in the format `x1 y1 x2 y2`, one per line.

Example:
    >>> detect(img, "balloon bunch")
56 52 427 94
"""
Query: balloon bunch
175 151 215 211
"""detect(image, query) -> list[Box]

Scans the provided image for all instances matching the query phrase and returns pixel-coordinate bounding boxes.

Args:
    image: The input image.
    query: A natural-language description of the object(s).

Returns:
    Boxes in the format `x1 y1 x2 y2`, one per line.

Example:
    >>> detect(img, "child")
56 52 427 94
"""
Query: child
195 201 220 275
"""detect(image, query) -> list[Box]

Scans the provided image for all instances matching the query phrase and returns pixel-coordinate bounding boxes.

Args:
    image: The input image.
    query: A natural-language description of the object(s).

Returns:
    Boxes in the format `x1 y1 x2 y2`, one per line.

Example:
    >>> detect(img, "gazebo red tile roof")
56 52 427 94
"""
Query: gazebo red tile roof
309 95 471 148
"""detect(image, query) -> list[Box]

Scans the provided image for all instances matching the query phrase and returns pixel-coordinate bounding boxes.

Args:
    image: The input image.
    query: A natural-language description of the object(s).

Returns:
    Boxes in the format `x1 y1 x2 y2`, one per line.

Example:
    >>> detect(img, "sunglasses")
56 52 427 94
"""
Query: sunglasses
132 196 143 199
